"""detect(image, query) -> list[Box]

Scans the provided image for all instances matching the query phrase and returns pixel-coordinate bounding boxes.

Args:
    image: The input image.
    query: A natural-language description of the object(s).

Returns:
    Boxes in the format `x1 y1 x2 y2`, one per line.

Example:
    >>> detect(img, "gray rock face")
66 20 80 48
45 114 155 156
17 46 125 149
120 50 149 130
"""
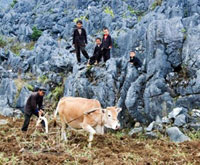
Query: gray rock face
166 127 190 143
174 114 187 127
16 87 31 111
0 78 17 107
0 0 13 11
168 107 188 119
0 0 200 128
188 123 200 131
192 109 200 118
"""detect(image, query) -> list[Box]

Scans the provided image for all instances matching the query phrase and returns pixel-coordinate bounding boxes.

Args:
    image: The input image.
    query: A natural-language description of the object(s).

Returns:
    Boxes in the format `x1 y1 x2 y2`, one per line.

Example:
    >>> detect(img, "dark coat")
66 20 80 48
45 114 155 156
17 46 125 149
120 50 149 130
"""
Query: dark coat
24 92 43 115
93 44 102 57
102 35 112 49
73 28 88 45
89 44 103 64
130 56 142 68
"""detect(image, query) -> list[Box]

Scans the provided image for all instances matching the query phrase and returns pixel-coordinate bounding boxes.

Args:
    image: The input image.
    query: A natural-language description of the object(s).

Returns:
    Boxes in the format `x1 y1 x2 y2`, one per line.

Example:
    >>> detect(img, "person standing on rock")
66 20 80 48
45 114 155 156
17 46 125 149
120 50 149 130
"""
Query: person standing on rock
87 37 103 66
129 50 142 69
101 27 112 63
21 87 46 132
73 20 89 64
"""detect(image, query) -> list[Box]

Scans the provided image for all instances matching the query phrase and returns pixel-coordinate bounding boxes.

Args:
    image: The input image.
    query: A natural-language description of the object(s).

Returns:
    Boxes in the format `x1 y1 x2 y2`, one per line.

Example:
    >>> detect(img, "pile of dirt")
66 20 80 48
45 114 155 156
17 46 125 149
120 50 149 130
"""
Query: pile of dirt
0 115 200 164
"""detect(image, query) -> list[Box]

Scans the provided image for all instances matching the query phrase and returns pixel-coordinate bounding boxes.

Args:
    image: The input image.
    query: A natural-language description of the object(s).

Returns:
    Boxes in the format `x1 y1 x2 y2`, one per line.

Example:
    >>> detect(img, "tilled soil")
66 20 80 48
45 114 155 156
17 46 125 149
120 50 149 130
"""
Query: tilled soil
0 115 200 165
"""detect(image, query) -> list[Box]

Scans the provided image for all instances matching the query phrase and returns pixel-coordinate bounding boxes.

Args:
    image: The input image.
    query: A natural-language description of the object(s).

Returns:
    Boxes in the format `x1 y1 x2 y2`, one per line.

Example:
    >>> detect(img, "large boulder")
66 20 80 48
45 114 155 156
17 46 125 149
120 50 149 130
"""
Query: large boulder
16 87 31 111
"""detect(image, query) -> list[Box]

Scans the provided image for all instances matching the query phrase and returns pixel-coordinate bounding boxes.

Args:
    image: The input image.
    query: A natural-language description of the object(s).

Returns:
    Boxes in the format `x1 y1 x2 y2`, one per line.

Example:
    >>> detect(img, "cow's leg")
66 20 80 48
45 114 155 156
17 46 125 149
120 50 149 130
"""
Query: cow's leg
81 123 96 148
95 125 104 135
61 121 67 141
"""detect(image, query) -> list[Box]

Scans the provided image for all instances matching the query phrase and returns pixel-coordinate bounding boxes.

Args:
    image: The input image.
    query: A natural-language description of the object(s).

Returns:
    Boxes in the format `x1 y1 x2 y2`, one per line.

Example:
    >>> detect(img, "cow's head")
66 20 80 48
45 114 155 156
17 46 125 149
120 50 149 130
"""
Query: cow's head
102 107 122 130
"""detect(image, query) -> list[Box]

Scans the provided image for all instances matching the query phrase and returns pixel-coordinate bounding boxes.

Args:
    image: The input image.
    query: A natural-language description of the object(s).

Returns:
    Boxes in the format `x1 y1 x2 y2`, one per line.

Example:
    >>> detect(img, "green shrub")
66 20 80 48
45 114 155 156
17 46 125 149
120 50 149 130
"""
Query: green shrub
31 26 42 41
104 6 114 17
73 15 89 23
26 84 34 91
38 75 49 84
128 5 136 15
0 36 7 48
47 86 64 102
181 28 187 33
151 0 163 10
11 0 18 8
113 41 119 49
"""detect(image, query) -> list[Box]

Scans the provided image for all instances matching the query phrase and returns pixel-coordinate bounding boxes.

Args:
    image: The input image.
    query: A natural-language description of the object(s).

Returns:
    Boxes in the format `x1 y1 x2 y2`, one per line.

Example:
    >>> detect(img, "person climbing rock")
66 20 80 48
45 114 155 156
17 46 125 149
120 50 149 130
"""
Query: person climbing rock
21 87 46 132
72 20 89 64
101 27 112 63
87 38 103 66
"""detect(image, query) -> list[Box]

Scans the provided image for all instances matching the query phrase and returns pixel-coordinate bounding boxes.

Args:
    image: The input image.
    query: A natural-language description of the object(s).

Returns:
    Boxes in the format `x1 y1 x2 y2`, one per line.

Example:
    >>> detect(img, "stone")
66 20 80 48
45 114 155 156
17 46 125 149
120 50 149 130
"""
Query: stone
16 87 31 110
134 122 141 128
166 127 190 143
168 107 188 119
146 121 155 132
174 114 187 127
162 117 170 124
0 107 14 117
188 123 200 131
192 109 200 118
0 119 8 125
145 132 158 139
128 127 143 136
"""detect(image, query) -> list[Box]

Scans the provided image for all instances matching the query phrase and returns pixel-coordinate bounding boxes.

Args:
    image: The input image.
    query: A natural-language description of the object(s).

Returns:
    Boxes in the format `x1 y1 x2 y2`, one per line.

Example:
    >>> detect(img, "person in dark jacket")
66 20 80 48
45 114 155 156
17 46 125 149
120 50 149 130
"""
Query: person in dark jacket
21 87 46 132
73 20 89 63
129 51 142 69
101 27 112 62
87 38 102 66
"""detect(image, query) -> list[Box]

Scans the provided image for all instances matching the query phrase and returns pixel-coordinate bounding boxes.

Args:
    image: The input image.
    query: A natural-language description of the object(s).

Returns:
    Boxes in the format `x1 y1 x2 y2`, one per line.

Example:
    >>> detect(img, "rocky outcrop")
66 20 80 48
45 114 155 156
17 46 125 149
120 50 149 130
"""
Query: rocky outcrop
0 0 200 127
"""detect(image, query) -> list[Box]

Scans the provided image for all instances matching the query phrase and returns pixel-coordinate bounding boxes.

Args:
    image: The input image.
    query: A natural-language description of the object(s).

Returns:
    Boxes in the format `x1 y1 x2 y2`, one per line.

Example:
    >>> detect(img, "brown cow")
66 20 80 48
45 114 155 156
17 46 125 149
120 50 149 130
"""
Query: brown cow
54 97 121 147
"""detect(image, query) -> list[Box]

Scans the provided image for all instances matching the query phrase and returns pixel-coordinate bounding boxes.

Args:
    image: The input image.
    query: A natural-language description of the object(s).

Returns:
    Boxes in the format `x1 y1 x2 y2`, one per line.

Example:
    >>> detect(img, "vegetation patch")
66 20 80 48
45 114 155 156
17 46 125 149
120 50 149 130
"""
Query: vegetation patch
10 0 18 8
0 36 7 48
73 15 89 23
38 75 50 84
128 5 145 17
104 6 114 17
151 0 163 10
31 26 42 41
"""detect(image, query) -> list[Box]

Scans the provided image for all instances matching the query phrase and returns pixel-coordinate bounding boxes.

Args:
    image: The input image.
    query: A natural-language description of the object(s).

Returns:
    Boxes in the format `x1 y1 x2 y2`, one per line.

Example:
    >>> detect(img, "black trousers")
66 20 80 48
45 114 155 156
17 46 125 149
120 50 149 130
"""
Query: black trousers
89 53 101 65
102 48 110 62
75 44 89 63
21 111 45 132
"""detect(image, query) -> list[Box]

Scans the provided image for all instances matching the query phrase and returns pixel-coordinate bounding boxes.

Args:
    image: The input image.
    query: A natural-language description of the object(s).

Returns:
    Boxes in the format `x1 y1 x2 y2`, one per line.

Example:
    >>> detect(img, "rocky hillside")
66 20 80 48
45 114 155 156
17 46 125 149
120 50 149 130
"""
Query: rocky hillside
0 0 200 127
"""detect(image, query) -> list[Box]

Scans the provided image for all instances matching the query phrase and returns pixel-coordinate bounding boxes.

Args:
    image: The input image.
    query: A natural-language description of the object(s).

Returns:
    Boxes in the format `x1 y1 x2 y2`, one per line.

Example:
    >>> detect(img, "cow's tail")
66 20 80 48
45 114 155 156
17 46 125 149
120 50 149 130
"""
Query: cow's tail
53 100 61 127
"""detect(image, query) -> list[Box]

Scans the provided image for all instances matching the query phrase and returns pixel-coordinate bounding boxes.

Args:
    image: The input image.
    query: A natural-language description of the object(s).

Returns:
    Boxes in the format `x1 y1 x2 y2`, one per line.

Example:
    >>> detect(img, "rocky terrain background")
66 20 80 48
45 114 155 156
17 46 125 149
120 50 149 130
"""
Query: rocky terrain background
0 0 200 129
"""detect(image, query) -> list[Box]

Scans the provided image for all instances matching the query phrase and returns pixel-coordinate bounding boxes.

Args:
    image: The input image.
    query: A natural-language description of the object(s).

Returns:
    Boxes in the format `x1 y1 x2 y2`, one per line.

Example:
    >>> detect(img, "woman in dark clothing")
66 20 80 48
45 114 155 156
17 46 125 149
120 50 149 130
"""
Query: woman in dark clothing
101 27 112 62
72 20 89 64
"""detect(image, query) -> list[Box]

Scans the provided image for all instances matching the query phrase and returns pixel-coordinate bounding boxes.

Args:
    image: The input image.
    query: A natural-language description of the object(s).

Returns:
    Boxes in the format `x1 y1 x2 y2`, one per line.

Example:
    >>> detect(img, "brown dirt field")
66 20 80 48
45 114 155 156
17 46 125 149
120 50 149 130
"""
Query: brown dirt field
0 115 200 165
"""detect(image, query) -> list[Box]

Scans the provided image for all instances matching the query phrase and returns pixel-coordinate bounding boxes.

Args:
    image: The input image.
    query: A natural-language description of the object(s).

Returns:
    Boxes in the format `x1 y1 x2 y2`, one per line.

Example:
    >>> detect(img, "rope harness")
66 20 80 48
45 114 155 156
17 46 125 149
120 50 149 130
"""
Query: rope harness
66 108 103 125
